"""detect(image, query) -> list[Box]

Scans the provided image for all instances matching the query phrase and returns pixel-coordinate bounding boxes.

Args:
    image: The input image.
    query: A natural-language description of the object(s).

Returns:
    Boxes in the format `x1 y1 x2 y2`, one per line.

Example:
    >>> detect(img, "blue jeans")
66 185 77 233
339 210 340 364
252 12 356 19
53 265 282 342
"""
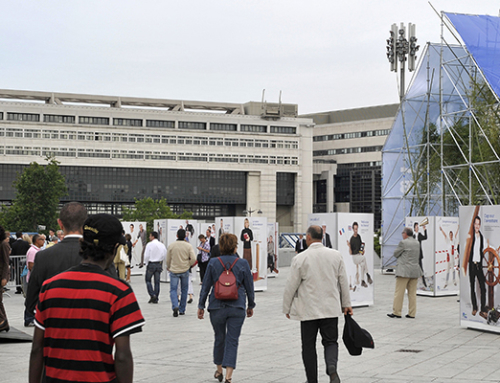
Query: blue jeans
209 306 246 369
145 262 162 299
170 270 189 313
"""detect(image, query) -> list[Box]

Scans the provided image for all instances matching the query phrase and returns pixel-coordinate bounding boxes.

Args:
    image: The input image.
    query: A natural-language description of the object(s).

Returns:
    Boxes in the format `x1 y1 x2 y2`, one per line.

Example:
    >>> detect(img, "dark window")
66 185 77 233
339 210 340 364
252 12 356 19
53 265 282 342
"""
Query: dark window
113 118 143 127
146 120 175 128
7 112 40 122
44 115 76 124
79 116 110 125
276 172 295 206
0 112 3 120
240 124 267 133
270 126 296 134
210 123 237 131
179 121 206 130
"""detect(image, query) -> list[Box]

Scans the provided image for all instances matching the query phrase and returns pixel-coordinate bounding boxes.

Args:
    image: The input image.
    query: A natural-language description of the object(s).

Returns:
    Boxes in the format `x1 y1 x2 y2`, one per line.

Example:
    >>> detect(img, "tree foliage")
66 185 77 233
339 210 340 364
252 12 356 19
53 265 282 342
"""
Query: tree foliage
121 197 193 233
2 156 67 232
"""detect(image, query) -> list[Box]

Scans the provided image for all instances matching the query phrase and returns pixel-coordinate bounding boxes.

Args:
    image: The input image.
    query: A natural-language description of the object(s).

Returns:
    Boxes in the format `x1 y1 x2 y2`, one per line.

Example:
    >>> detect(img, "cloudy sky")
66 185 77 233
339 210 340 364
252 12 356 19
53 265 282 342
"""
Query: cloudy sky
1 0 498 114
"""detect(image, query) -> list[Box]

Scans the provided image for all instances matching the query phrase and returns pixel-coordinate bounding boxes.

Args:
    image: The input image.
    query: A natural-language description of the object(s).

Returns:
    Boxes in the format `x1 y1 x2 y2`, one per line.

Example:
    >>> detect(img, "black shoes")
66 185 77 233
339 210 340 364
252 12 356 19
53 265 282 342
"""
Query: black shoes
188 298 193 304
173 308 179 317
214 370 223 382
329 368 341 383
387 313 401 318
405 315 415 319
0 320 10 332
179 312 185 315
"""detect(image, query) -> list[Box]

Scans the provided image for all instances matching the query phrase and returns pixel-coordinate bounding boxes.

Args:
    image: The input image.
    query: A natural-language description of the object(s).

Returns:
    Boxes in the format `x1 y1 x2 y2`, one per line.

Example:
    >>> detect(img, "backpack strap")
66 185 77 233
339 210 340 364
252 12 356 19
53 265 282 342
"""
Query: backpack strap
217 257 239 272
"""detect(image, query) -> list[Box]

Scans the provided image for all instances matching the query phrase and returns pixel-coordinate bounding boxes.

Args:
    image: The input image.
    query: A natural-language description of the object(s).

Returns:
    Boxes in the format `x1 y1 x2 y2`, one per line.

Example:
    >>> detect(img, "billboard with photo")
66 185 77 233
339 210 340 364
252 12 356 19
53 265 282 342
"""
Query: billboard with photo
308 213 337 249
460 205 500 333
121 221 147 275
234 216 268 291
267 222 279 277
434 216 460 296
337 213 374 306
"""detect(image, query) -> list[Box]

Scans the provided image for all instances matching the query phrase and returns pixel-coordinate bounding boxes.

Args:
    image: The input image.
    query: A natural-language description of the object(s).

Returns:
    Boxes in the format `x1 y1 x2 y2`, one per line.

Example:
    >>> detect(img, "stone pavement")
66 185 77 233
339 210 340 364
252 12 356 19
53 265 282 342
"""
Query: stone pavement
2 259 500 383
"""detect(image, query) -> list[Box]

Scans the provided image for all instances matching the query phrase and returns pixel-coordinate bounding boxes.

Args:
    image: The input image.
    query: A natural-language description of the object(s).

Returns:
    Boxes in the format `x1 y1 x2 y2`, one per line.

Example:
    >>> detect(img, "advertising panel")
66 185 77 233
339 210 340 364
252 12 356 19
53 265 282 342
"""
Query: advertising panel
434 216 460 296
337 213 374 306
267 222 279 277
121 221 147 275
234 217 268 291
307 213 337 249
460 205 500 332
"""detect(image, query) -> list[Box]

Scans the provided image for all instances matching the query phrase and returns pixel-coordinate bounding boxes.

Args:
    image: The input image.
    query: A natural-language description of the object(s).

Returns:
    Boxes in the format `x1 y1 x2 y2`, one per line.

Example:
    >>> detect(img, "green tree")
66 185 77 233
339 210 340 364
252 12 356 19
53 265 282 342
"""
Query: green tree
2 156 67 232
121 197 192 233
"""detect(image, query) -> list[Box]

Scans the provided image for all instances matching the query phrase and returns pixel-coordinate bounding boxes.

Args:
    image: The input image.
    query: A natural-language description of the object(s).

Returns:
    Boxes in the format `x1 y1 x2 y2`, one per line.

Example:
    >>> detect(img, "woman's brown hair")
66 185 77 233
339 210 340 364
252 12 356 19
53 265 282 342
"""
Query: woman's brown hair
219 233 238 255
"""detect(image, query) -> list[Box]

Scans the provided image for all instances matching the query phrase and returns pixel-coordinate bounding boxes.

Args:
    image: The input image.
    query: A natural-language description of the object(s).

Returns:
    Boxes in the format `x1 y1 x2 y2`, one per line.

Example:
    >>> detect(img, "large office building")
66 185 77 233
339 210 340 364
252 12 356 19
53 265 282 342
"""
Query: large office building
303 104 399 228
0 89 315 232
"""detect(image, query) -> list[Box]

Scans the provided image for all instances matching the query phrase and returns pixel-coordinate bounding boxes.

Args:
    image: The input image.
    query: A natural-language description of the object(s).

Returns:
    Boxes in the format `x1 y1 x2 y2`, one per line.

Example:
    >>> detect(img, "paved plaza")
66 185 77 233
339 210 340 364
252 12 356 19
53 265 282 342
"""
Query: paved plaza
2 259 500 383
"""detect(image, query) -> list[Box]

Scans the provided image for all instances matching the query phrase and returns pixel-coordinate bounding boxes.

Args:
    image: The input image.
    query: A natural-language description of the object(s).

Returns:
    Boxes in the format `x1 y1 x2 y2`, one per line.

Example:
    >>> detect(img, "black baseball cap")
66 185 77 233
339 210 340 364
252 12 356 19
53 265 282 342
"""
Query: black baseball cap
83 214 126 248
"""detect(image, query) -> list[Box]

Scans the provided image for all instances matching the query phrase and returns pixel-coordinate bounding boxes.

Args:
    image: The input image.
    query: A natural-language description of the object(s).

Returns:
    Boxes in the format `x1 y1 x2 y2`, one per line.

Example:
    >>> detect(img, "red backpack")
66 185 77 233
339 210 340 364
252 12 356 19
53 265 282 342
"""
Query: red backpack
214 258 239 300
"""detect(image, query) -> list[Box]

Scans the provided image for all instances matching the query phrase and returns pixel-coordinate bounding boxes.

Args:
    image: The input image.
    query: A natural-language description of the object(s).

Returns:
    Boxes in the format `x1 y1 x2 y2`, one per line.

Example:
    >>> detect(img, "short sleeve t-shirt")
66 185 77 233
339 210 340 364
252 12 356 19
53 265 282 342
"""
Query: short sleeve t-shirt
35 263 145 383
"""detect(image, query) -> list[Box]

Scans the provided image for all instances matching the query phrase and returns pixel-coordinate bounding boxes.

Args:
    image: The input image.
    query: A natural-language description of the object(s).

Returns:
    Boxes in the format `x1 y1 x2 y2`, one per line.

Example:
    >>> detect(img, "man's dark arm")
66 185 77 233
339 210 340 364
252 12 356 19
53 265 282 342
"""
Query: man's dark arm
29 327 45 383
114 335 133 383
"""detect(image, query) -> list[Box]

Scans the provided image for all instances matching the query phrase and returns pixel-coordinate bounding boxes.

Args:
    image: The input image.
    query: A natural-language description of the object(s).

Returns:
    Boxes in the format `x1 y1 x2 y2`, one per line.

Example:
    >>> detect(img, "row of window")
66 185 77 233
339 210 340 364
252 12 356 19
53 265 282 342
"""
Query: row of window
313 145 383 156
1 146 299 165
2 112 297 134
0 127 299 149
313 129 391 142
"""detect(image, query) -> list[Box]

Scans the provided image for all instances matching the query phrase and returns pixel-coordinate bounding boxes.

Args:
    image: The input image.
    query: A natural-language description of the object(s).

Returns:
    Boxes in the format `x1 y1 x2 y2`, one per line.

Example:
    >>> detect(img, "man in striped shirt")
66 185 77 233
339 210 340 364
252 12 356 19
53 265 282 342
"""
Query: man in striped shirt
29 214 145 383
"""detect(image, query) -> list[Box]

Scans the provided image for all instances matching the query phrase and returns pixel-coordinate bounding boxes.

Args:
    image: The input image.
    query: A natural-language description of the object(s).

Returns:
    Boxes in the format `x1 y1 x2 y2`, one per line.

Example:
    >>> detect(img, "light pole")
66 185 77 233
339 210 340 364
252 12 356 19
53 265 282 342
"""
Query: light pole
243 208 262 217
387 23 419 101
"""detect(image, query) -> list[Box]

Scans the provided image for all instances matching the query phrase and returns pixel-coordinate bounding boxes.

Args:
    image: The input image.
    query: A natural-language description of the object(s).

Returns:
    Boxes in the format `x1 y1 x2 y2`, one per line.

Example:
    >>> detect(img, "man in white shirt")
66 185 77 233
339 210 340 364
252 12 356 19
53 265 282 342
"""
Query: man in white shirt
144 231 167 304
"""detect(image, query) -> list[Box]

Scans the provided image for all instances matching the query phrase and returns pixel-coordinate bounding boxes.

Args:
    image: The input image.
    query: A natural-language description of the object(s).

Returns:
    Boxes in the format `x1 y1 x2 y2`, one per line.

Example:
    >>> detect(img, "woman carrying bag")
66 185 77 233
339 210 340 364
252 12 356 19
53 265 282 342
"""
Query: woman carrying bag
197 233 255 383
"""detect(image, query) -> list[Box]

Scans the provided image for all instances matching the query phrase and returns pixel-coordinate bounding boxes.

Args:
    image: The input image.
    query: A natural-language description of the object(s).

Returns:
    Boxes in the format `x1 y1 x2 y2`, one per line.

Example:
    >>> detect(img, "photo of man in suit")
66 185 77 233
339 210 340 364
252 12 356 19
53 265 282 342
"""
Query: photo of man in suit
321 224 332 248
295 234 308 254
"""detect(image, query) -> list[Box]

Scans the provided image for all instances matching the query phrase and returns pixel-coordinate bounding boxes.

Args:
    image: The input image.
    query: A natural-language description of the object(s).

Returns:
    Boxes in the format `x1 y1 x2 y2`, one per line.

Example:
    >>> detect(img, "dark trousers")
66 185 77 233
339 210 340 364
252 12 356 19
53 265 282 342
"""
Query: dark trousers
301 317 339 383
199 260 209 282
145 262 162 299
209 307 246 369
469 262 487 312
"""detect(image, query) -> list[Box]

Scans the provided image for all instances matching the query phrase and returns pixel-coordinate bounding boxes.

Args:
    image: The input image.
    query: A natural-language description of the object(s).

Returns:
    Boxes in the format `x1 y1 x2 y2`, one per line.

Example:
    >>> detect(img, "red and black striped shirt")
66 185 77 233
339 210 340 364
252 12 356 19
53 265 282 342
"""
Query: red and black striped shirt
35 263 145 383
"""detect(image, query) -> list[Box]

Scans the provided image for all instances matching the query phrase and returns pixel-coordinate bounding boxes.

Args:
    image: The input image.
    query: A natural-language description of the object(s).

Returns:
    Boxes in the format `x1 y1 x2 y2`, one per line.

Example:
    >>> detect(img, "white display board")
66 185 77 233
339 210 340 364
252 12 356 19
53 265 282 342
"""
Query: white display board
460 205 500 333
267 222 279 277
121 221 147 275
405 216 459 297
337 213 374 306
308 213 374 307
234 217 268 291
307 213 337 249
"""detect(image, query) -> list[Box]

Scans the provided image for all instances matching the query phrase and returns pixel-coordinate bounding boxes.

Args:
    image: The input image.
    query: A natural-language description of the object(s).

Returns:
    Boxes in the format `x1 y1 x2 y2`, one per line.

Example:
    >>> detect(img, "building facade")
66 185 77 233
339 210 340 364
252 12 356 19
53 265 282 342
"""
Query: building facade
303 104 399 228
0 90 314 232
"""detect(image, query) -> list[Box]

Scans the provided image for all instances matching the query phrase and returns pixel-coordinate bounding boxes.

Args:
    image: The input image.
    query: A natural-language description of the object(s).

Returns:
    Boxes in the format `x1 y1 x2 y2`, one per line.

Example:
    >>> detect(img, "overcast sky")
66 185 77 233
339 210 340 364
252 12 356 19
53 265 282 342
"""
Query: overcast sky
1 1 498 114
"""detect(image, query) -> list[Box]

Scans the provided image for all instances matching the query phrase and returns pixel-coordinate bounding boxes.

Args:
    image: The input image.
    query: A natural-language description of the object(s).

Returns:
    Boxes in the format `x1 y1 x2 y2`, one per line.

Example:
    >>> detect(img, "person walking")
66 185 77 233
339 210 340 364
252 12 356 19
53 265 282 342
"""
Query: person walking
11 231 30 294
166 229 196 317
283 225 352 383
144 231 166 304
198 233 255 383
197 233 211 283
387 227 422 319
26 202 117 319
24 234 46 326
0 225 10 332
29 214 145 383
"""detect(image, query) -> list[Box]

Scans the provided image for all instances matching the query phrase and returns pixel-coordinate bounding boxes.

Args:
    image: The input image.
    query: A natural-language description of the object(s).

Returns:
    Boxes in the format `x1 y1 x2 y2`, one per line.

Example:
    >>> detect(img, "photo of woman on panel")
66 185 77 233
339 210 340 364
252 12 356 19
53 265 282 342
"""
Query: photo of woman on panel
240 218 253 269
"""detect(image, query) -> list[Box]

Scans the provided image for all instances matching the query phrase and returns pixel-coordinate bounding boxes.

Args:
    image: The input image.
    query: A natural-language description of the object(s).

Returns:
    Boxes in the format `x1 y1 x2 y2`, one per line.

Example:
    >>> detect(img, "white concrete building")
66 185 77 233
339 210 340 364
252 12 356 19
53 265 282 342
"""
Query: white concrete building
0 89 314 232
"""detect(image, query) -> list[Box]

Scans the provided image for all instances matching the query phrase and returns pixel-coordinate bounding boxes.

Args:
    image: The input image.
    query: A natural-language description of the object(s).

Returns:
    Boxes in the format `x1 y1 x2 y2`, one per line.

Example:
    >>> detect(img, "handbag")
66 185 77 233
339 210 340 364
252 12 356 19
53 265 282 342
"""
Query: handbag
119 246 130 267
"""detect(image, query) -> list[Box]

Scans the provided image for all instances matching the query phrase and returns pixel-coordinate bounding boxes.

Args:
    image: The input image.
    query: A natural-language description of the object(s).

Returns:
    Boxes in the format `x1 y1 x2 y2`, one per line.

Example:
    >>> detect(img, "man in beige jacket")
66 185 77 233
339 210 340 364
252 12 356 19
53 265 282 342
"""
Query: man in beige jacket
387 227 422 319
166 229 196 317
283 225 352 383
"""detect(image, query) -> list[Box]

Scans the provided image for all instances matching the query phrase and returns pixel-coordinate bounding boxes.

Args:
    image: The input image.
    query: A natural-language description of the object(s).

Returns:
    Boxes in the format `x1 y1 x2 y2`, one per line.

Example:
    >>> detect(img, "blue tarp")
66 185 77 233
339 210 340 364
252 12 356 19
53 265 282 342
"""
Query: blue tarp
446 12 500 99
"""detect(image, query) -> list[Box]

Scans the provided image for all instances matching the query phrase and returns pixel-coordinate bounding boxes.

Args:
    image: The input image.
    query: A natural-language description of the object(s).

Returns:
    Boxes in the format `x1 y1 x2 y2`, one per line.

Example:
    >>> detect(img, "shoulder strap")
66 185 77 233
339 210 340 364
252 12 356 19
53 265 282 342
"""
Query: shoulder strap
218 257 227 271
228 258 239 271
217 257 239 272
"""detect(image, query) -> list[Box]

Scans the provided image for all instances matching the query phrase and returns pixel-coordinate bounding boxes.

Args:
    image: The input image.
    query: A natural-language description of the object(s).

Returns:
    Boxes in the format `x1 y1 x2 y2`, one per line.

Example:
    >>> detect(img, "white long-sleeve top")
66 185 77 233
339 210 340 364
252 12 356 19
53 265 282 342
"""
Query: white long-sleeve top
144 239 167 265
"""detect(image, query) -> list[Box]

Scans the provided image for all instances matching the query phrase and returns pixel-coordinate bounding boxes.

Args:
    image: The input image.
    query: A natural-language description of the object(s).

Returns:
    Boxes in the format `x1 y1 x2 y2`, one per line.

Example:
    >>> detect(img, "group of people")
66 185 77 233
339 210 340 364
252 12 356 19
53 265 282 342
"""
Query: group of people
1 209 363 383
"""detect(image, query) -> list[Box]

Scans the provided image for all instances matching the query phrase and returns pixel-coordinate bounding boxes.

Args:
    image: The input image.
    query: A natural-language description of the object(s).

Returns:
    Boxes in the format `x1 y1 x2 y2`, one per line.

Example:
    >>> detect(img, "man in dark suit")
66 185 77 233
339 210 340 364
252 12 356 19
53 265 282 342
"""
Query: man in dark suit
26 202 117 316
321 224 332 249
11 231 31 294
206 228 216 250
295 234 308 253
